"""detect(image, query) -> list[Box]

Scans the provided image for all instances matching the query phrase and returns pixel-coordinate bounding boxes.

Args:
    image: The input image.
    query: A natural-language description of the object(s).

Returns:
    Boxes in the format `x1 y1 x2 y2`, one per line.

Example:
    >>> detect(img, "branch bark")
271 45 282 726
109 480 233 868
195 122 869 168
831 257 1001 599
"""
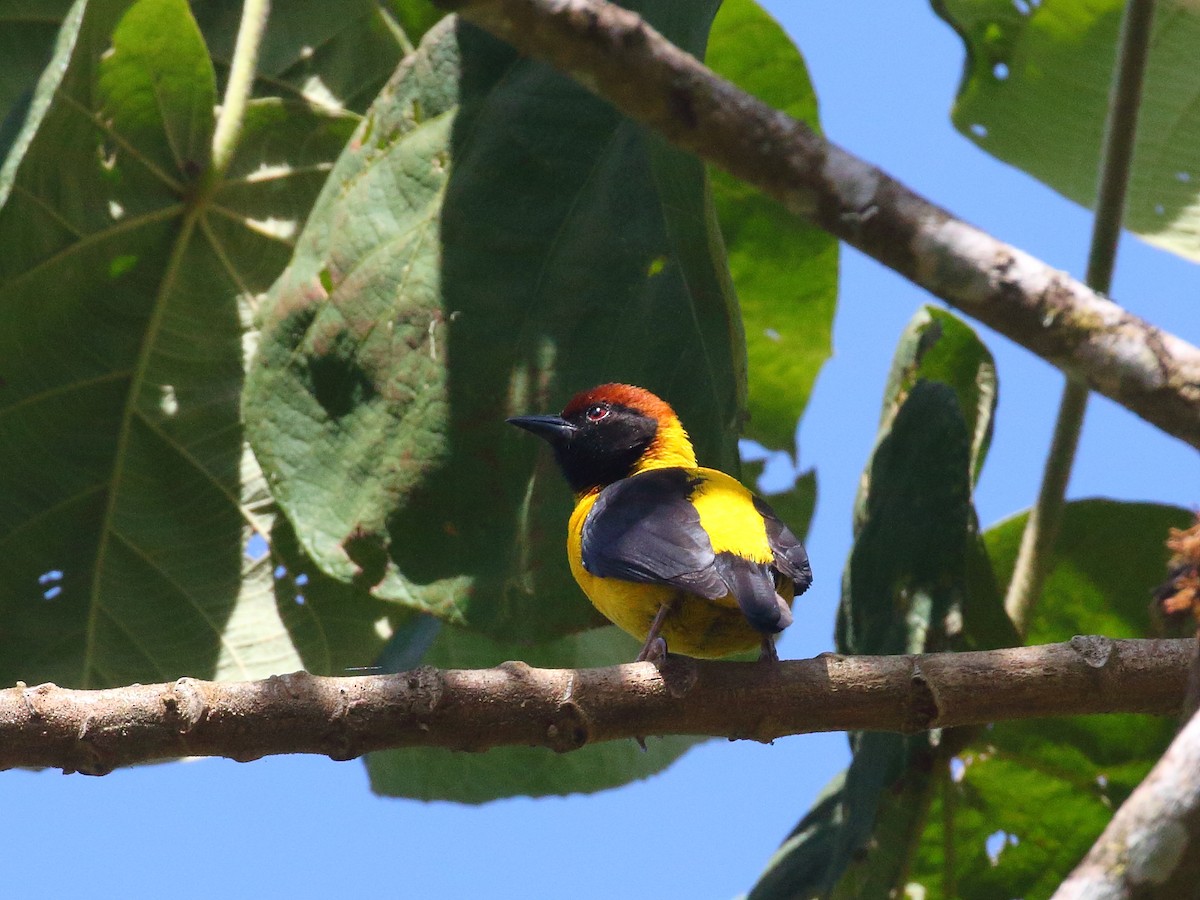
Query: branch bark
1052 697 1200 899
433 0 1200 449
0 637 1188 775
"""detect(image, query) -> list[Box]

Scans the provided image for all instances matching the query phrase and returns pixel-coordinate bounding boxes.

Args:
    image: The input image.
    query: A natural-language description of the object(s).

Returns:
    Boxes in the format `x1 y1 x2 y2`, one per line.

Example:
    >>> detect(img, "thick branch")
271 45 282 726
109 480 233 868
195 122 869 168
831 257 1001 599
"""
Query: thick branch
0 637 1188 775
436 0 1200 449
1053 696 1200 898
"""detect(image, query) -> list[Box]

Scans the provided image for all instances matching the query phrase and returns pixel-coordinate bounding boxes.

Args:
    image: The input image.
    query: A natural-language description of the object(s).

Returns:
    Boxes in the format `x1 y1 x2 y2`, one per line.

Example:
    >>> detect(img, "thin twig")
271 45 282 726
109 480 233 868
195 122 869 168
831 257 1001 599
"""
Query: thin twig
0 637 1189 775
1005 0 1158 633
433 0 1200 448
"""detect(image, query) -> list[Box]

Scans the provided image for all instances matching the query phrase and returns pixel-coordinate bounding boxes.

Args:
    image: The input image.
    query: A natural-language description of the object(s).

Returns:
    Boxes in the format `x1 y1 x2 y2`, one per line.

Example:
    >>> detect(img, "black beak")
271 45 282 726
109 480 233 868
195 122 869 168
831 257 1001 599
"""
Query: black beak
507 414 575 446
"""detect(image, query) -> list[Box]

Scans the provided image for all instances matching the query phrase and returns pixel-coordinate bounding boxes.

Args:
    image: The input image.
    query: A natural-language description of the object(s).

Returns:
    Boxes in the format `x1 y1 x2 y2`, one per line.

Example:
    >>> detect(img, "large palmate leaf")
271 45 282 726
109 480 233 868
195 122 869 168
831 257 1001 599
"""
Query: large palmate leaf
367 625 700 802
245 3 758 643
907 500 1191 900
0 0 355 687
935 0 1200 261
751 308 1009 899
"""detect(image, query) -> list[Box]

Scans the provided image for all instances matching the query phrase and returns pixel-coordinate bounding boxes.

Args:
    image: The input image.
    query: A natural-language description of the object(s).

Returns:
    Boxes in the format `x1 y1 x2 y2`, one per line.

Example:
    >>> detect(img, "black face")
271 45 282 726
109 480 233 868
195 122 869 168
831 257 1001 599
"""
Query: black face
508 401 658 493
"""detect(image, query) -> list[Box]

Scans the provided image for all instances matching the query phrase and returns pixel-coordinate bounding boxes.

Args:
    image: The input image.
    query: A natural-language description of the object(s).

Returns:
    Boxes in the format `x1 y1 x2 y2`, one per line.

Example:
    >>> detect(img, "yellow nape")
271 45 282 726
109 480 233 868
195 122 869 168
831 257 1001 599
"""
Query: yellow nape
630 413 697 473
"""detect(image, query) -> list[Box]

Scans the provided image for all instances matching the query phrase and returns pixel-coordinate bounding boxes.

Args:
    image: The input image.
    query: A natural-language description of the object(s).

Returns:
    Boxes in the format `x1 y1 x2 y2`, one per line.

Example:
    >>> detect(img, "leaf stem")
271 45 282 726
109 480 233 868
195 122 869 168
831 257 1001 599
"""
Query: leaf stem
942 762 957 900
1003 0 1157 634
209 0 271 179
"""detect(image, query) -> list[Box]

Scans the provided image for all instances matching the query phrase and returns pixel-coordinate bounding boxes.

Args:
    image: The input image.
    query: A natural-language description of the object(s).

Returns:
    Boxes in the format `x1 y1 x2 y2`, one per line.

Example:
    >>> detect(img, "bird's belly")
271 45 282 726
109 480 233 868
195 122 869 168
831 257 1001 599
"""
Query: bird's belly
570 561 765 658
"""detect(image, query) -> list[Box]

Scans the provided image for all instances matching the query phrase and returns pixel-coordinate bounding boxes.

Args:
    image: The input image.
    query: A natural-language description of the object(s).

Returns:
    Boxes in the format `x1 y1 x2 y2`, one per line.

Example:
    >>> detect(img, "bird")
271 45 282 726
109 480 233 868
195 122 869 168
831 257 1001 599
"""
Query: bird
508 383 812 662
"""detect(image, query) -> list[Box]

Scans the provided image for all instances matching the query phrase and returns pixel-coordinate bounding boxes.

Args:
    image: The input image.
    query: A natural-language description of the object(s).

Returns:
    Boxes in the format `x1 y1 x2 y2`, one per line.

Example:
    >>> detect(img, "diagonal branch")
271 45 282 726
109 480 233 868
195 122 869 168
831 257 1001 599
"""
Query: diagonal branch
1052 694 1200 898
433 0 1200 449
0 637 1190 775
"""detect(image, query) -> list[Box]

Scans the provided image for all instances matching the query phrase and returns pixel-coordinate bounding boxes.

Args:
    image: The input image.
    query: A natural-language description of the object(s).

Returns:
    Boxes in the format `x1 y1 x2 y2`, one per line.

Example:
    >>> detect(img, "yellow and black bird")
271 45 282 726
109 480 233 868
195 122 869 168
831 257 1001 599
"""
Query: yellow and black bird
509 383 812 662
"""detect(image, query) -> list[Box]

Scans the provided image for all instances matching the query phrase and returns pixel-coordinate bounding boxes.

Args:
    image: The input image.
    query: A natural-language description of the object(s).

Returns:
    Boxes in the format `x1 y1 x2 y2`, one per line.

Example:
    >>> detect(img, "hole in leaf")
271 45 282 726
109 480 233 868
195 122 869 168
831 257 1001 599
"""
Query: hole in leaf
764 327 781 342
295 573 309 586
985 830 1018 864
274 565 288 580
295 594 306 606
245 534 269 562
950 756 966 782
970 123 988 139
1013 0 1030 13
160 384 179 417
1176 171 1192 183
993 62 1009 80
1155 203 1166 216
38 570 63 601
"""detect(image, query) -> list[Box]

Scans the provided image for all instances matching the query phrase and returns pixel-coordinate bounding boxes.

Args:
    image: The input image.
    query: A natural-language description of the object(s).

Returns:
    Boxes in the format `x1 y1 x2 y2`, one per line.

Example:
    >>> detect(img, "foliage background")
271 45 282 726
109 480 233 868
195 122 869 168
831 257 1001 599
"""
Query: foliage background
2 2 1198 898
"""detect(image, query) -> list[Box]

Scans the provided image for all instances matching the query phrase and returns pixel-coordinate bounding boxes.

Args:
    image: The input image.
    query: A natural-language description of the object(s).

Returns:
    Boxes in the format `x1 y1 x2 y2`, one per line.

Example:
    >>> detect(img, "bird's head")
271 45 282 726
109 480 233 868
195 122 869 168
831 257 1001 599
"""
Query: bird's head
508 383 697 494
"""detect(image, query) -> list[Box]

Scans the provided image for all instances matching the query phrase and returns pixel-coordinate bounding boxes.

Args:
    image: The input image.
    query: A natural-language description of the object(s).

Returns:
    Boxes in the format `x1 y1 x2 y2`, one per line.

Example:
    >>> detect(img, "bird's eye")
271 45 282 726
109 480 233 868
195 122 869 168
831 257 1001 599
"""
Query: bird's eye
585 404 610 422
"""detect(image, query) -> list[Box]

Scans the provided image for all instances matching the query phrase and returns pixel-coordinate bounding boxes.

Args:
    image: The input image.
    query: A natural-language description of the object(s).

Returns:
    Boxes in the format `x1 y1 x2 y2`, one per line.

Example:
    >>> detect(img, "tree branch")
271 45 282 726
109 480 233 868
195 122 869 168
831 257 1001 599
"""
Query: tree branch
1052 698 1200 898
433 0 1200 449
0 637 1189 775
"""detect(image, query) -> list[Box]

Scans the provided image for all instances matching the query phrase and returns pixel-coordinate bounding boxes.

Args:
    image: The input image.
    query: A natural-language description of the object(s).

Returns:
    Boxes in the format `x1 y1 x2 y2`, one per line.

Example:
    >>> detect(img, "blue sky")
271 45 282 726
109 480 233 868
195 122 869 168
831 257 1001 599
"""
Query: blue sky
4 3 1197 898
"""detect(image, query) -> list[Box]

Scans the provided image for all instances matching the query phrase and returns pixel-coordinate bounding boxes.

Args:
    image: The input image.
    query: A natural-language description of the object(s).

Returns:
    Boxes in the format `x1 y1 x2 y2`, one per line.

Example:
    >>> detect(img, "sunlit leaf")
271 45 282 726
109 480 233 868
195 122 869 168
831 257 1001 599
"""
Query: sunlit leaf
245 6 753 643
0 0 355 686
935 0 1200 261
707 0 837 454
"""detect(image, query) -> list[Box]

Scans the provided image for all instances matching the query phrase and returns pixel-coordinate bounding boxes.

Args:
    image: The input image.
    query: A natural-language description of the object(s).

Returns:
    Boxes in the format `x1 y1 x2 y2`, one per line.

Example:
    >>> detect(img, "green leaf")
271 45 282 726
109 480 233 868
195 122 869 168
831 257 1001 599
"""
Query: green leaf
271 516 408 677
246 7 753 643
707 0 837 453
0 0 356 687
367 625 701 802
383 0 446 49
753 310 1010 899
194 0 407 114
753 383 976 899
934 0 1200 262
878 306 996 488
907 500 1192 899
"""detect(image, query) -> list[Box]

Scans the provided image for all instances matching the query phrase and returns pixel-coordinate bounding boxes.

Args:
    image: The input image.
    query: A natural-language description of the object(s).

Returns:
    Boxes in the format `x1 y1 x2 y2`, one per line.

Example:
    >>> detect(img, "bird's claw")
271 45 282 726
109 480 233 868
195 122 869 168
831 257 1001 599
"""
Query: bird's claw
759 636 780 663
635 635 668 666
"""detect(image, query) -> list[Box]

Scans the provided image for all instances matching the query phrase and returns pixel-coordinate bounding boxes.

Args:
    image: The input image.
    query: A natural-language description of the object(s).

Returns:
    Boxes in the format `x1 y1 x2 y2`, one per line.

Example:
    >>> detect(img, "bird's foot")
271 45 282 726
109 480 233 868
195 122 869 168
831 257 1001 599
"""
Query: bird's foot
635 635 668 665
758 636 780 663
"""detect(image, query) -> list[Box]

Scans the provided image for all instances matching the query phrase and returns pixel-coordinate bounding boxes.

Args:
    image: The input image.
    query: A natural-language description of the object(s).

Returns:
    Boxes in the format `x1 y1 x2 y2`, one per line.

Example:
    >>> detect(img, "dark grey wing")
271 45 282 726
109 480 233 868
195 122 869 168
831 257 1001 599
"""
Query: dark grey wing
753 495 813 596
582 470 798 635
580 469 728 600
